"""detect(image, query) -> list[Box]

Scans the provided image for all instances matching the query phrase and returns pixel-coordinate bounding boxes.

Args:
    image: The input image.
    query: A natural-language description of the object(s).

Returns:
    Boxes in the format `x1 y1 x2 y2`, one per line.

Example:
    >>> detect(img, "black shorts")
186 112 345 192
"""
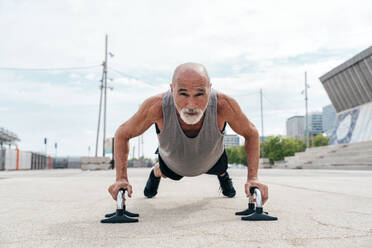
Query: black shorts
155 148 228 181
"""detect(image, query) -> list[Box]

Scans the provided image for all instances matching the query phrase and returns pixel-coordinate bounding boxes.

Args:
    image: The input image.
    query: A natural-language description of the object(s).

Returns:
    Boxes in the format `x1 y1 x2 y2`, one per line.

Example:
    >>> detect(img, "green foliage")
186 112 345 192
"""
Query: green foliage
313 134 330 147
225 146 247 166
237 145 247 165
261 136 307 164
262 136 284 164
216 134 329 166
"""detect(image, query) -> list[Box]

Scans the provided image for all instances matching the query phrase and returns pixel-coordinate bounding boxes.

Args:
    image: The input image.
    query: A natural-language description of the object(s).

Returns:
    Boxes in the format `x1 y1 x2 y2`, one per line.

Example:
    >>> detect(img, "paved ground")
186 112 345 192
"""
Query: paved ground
0 168 372 248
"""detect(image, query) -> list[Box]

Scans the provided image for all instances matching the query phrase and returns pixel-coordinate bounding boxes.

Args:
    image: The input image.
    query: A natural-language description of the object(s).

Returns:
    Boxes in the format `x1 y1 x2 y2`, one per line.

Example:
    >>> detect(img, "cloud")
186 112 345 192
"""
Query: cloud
114 77 157 90
69 73 80 79
0 0 371 156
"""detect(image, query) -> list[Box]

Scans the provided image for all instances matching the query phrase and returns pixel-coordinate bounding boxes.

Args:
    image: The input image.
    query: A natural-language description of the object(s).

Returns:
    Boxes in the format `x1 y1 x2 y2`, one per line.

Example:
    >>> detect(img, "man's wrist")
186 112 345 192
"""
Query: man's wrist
116 177 128 182
247 176 258 182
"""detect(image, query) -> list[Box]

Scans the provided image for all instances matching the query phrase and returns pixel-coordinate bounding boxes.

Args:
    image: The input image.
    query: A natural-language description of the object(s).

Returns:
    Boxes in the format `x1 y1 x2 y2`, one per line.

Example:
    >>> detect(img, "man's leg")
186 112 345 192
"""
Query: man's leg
143 163 163 198
206 150 236 198
153 162 167 178
144 152 183 198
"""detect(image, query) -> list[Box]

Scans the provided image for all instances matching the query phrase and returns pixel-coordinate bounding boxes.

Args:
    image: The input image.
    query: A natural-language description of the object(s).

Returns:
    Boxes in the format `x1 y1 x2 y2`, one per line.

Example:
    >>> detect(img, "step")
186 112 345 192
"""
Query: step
300 162 372 170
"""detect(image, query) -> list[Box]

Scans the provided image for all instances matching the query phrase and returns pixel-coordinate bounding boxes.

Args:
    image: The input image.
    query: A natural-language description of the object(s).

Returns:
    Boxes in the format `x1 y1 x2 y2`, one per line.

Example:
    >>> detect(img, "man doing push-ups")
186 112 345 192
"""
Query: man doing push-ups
108 62 268 205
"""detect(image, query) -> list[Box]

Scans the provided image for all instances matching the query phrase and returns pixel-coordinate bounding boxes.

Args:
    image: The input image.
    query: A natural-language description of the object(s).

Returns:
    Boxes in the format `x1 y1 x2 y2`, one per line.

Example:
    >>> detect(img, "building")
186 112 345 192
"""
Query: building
286 116 305 138
322 104 337 136
0 127 20 148
319 46 372 145
223 134 240 147
308 112 323 136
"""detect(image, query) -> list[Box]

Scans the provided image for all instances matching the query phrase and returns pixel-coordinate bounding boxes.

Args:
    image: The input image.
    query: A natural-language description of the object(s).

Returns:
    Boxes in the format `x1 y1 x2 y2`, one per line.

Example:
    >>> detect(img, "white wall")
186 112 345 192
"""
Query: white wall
4 149 17 170
19 151 32 170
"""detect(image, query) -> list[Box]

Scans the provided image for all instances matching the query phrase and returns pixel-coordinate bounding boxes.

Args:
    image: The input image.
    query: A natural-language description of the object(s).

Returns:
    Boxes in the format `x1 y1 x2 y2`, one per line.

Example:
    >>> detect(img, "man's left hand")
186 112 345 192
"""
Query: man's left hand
245 178 268 205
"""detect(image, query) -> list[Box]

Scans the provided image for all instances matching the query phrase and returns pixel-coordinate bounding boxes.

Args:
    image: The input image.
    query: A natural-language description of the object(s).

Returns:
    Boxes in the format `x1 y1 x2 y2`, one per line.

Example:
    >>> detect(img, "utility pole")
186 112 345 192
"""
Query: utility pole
54 142 58 157
304 72 309 149
95 34 113 157
44 137 48 155
103 34 108 157
141 135 144 158
260 89 265 157
95 74 104 157
138 136 140 159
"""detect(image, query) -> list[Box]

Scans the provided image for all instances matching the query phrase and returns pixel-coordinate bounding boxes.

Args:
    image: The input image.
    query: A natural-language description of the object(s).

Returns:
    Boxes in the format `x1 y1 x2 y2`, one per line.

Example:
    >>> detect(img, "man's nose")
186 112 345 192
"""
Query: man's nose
186 99 197 109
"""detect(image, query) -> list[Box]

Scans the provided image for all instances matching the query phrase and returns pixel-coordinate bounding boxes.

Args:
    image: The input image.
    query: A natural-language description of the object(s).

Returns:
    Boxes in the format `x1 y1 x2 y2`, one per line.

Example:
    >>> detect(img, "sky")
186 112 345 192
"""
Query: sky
0 0 371 159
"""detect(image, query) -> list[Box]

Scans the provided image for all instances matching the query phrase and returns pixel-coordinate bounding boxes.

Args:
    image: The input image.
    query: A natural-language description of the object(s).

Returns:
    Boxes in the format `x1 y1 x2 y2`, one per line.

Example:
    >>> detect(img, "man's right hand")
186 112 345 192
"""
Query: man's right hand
108 179 133 200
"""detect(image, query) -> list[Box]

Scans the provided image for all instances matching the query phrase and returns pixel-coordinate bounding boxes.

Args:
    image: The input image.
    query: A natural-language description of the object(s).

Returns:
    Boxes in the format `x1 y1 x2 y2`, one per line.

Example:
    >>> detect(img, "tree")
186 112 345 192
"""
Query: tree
313 134 330 147
261 136 306 164
226 135 315 166
225 147 237 164
225 146 244 165
237 145 247 165
263 136 284 164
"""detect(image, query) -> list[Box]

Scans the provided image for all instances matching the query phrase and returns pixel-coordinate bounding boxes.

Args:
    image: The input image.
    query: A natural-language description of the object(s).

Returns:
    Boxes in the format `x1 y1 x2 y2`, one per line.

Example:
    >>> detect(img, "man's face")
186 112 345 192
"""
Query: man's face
171 71 211 125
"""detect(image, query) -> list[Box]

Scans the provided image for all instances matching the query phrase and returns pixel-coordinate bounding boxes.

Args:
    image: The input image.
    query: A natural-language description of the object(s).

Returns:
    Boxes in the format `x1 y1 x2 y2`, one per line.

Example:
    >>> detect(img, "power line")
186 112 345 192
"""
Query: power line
262 93 289 111
0 65 100 71
232 91 259 97
110 68 160 90
110 68 155 85
110 68 138 79
262 92 302 116
262 93 277 106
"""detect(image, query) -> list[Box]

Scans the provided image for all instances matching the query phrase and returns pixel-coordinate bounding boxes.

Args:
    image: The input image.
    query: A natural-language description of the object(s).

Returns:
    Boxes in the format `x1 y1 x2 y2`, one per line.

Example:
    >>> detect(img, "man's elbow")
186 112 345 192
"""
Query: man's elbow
114 125 130 141
245 128 259 142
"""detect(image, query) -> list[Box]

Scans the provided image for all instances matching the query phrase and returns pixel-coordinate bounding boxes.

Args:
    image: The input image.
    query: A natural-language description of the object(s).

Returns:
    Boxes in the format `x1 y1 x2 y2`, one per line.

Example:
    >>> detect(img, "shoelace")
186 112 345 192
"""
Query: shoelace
218 186 222 196
220 177 233 189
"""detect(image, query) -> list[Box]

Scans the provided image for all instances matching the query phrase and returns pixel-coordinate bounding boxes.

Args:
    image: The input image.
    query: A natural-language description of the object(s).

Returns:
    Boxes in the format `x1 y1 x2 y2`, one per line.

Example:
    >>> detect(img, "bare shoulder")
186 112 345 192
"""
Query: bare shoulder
216 90 239 117
216 89 258 137
140 92 166 121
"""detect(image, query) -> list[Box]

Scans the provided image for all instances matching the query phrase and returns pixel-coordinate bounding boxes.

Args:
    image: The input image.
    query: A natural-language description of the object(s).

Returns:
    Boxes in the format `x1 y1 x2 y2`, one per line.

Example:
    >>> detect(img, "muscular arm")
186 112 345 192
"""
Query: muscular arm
219 92 268 203
220 94 260 180
114 94 163 181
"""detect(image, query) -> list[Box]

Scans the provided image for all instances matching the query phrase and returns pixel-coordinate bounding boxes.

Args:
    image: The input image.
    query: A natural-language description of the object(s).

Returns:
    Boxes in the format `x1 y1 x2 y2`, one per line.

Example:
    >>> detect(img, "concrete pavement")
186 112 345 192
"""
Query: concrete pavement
0 168 372 248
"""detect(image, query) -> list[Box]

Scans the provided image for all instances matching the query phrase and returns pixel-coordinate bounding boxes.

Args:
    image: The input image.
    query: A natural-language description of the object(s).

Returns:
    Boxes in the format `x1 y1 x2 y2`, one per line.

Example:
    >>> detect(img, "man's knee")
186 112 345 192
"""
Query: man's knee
154 162 167 178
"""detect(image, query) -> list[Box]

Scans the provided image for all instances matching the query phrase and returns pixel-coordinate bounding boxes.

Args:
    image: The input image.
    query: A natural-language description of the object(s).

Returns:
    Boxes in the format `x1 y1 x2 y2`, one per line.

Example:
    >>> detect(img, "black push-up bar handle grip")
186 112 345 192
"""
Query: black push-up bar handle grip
117 188 127 210
249 186 258 195
249 187 262 207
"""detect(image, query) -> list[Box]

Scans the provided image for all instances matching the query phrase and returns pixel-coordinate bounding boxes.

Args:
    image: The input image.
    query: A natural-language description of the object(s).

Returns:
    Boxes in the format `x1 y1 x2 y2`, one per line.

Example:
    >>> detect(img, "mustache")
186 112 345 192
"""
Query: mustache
183 108 202 114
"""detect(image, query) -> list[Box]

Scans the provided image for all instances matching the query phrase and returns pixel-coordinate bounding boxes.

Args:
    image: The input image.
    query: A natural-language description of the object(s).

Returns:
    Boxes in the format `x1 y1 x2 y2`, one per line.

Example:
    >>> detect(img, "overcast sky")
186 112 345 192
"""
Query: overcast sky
1 0 371 159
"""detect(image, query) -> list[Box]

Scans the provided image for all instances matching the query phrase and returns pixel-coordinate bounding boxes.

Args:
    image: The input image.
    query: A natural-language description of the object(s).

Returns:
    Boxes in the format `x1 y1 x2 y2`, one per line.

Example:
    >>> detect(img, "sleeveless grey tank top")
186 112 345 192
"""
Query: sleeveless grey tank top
157 88 225 176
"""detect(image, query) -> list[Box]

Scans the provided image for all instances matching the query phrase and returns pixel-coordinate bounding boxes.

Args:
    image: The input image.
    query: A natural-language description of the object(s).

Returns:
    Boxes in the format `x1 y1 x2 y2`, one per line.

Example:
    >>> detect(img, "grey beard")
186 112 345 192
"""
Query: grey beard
180 108 204 125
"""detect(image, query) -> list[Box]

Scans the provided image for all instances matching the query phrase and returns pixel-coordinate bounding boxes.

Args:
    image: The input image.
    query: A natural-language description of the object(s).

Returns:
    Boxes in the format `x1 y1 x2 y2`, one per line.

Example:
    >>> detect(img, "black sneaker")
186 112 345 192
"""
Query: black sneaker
144 169 161 198
218 172 236 198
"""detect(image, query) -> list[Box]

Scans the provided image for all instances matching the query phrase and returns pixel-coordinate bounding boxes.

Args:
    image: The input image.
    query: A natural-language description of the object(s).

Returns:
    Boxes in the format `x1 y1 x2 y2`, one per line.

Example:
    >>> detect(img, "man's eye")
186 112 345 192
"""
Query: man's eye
195 94 204 96
180 93 188 96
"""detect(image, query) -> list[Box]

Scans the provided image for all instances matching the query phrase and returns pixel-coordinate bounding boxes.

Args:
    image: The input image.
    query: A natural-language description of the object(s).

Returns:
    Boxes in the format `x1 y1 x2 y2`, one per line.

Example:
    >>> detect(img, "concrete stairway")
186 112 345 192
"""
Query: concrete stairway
276 140 372 170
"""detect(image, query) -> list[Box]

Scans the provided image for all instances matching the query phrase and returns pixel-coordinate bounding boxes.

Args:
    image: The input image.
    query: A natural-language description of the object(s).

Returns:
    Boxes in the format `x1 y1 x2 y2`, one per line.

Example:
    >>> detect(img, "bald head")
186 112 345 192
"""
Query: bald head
170 63 212 125
172 62 210 87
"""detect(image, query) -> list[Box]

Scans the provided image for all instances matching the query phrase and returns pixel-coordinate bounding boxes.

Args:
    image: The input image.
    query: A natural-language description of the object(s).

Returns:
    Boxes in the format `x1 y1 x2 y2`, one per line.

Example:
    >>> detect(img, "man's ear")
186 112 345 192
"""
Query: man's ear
170 83 173 93
207 83 212 94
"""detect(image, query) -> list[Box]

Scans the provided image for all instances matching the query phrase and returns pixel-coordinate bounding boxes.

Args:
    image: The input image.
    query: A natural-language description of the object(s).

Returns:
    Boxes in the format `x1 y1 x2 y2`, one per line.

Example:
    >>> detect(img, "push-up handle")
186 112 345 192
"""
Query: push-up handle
101 188 139 223
236 187 278 221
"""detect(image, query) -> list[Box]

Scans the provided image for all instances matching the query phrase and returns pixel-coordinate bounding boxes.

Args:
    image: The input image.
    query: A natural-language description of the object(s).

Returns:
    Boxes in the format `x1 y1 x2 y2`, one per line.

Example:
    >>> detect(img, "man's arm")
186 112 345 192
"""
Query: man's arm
108 94 162 200
220 93 268 204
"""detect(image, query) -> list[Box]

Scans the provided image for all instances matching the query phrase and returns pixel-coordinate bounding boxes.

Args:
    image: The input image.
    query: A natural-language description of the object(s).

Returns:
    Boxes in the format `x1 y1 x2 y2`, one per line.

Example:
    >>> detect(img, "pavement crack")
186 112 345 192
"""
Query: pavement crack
310 216 364 232
347 210 372 216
